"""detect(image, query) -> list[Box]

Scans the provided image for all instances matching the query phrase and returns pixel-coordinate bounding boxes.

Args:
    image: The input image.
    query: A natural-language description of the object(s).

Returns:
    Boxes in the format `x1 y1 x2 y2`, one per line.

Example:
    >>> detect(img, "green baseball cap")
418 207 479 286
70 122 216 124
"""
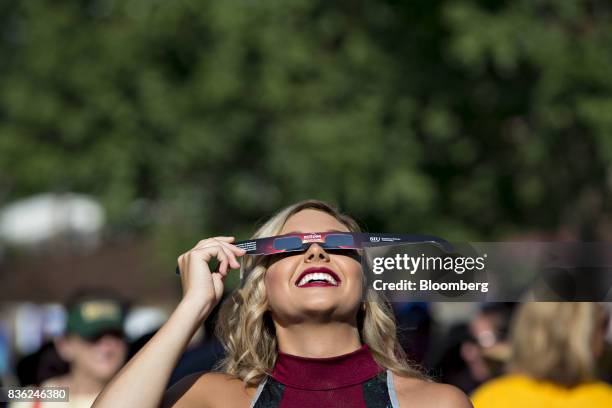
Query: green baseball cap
66 298 126 340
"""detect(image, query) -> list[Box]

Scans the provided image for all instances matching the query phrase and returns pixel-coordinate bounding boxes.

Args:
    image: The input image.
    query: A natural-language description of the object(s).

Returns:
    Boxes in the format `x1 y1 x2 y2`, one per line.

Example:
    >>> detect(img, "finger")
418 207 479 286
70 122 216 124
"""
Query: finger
192 236 235 250
193 237 236 251
194 240 242 269
213 246 230 272
190 243 230 268
220 241 247 255
215 241 244 267
212 236 235 242
193 237 244 257
217 243 241 270
208 248 228 275
210 237 245 257
211 272 225 299
227 242 247 256
190 245 229 269
217 256 229 275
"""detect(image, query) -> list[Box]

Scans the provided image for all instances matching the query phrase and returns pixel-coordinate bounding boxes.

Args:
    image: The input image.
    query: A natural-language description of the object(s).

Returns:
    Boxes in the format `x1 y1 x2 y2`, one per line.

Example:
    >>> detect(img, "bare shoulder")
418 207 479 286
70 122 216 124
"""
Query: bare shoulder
391 372 473 408
162 371 258 408
40 375 69 387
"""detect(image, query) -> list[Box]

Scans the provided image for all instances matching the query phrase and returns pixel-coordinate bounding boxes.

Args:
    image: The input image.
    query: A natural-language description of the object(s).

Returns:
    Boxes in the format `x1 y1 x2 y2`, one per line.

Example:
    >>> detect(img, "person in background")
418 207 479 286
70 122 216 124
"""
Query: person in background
458 303 513 392
9 290 129 408
471 302 612 407
15 342 69 387
393 302 432 365
433 303 513 394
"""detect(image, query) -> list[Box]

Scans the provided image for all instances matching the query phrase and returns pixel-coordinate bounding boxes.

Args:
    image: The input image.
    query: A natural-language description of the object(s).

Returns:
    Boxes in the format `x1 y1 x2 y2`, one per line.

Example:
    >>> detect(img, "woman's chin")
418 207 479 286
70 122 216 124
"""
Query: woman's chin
295 298 354 318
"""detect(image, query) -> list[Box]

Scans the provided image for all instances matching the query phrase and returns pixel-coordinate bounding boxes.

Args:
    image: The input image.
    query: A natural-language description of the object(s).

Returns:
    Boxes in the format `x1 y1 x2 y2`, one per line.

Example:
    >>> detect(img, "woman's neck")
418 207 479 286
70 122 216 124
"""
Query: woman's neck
275 320 361 357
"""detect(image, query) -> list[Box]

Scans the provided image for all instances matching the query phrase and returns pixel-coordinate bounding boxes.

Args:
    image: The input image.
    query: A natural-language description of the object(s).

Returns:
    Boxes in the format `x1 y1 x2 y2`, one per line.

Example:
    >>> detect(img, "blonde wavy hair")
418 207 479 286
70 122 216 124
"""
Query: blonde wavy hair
213 199 426 387
509 302 606 387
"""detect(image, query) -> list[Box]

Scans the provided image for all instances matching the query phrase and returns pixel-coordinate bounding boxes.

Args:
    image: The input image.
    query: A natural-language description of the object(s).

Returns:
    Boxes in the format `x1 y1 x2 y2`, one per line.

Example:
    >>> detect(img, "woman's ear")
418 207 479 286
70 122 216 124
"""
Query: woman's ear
54 336 75 362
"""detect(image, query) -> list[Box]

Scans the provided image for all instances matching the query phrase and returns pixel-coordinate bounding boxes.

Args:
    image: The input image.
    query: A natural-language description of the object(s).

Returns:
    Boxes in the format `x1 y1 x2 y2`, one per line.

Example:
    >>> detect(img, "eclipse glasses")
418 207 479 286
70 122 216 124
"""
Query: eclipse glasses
175 232 450 275
234 232 449 255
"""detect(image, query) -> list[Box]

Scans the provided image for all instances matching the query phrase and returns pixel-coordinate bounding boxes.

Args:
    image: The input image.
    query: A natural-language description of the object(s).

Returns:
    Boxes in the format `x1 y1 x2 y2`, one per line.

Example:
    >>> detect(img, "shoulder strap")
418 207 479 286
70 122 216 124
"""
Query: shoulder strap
386 369 401 408
250 370 400 408
251 376 285 408
362 370 395 408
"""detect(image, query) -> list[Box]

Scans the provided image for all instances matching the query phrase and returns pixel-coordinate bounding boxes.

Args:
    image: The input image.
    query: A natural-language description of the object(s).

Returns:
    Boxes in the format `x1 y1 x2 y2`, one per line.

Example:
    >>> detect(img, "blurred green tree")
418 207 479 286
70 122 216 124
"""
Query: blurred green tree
1 0 610 285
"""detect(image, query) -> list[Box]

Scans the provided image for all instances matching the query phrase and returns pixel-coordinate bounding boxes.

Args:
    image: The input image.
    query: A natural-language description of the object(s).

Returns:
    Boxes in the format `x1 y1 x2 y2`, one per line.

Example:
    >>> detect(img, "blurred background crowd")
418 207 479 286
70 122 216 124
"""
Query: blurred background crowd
1 0 612 406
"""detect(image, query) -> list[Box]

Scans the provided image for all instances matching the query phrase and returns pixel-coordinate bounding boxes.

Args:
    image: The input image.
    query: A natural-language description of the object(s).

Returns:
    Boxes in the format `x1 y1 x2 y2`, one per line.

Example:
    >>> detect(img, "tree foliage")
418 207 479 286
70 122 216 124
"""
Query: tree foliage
1 0 611 274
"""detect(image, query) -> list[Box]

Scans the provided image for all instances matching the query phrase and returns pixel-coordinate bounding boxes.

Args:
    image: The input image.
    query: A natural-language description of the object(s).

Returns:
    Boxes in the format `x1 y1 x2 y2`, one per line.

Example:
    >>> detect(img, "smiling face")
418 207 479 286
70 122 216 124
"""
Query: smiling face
264 209 364 324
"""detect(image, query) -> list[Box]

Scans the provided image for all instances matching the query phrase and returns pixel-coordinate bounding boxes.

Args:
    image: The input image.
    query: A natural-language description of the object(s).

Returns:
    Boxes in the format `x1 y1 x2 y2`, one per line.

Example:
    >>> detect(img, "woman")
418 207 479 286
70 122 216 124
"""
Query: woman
471 302 612 407
93 199 472 407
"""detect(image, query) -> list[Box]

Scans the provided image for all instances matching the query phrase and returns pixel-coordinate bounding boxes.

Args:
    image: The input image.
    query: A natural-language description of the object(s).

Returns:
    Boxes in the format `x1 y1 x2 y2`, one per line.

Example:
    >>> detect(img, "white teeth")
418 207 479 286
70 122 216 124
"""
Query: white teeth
297 272 338 287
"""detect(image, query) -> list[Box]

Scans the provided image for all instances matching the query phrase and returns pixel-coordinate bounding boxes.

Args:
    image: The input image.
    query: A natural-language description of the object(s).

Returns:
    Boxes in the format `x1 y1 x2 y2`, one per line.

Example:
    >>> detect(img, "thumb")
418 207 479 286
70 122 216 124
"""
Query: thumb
211 272 225 302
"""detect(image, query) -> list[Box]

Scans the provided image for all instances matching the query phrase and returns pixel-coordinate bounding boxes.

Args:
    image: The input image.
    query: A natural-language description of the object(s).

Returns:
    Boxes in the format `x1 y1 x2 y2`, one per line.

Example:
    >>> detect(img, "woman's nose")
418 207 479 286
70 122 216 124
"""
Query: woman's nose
304 243 330 262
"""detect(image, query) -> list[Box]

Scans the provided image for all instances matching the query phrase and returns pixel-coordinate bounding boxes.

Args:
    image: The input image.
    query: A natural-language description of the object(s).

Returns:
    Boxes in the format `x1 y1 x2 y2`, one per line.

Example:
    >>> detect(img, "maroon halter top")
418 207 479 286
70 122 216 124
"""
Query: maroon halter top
265 343 386 407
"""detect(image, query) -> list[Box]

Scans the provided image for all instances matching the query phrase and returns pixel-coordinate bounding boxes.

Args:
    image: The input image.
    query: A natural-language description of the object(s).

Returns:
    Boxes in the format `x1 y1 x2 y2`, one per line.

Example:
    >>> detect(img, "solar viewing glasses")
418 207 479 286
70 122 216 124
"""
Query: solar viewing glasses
175 232 450 275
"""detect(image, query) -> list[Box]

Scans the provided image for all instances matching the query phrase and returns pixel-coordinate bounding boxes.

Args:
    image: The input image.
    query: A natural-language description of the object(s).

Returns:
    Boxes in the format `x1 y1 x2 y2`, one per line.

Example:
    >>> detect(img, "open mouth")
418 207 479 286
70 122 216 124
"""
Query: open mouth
295 267 341 288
